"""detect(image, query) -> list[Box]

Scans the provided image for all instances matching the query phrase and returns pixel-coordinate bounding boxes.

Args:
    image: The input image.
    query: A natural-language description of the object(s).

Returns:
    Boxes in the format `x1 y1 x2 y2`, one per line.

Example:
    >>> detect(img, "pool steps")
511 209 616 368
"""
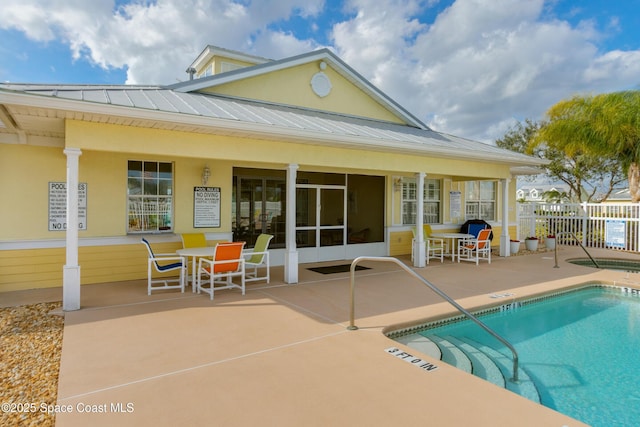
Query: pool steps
442 336 505 389
427 335 472 373
398 334 540 404
395 334 441 359
453 337 541 404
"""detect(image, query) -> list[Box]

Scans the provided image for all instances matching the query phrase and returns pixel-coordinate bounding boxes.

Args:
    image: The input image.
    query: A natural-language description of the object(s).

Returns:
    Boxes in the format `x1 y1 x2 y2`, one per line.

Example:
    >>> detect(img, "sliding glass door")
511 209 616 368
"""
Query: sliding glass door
232 170 286 248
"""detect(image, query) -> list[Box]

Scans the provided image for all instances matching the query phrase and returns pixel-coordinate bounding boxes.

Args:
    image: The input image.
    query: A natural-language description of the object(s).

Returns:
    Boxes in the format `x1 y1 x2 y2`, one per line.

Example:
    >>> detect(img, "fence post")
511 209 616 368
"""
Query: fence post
515 200 521 241
636 205 640 253
581 202 588 246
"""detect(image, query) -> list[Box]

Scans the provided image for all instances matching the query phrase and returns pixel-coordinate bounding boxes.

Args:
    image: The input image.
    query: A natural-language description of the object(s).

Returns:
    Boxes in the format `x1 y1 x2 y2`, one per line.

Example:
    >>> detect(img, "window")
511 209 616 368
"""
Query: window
198 65 213 78
401 178 441 224
465 181 495 221
127 161 173 233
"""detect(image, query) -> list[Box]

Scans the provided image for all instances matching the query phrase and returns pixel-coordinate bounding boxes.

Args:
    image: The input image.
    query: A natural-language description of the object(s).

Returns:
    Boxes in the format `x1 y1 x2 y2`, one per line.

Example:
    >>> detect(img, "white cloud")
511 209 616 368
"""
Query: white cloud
331 0 640 141
1 0 639 143
0 0 324 84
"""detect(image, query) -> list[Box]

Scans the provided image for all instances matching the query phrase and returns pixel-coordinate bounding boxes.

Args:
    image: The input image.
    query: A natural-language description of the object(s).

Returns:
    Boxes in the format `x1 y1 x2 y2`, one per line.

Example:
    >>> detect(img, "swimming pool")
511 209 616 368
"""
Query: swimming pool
568 257 640 272
389 285 640 427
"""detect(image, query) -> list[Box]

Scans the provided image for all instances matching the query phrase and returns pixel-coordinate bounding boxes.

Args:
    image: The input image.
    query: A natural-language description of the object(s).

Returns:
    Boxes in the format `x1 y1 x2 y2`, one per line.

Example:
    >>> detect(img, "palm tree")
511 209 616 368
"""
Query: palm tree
541 189 570 203
531 91 640 201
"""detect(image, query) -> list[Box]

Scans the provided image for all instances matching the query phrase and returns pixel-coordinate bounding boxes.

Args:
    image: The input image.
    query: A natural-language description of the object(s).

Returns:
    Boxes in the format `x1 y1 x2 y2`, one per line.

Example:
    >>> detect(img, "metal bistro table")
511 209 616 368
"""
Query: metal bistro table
430 232 473 262
176 246 218 292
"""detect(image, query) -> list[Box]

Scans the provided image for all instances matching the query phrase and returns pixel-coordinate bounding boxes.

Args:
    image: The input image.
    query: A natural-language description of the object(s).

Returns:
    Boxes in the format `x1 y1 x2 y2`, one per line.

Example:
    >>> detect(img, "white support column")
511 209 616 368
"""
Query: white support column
63 148 82 311
413 172 426 267
500 178 511 257
284 164 299 284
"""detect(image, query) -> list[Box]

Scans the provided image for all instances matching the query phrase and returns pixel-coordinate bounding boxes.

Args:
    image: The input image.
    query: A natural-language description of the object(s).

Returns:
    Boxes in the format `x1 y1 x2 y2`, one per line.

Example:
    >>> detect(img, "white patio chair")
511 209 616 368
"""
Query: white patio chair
243 234 274 283
197 242 246 300
457 229 492 265
141 238 186 295
411 224 446 264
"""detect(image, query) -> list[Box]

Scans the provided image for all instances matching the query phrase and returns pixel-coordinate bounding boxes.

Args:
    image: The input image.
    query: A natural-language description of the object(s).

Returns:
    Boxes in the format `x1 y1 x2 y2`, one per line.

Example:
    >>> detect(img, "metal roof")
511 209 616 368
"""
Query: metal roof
169 48 430 130
0 83 545 166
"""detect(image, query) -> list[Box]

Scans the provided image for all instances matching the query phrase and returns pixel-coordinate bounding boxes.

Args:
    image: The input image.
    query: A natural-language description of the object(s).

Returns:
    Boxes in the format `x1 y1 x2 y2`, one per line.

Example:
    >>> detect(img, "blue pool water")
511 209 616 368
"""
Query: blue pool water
411 286 640 427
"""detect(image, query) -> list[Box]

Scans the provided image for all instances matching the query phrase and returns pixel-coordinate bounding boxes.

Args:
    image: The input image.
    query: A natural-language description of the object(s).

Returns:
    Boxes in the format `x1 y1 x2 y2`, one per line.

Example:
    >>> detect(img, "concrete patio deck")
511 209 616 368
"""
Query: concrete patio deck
5 247 640 426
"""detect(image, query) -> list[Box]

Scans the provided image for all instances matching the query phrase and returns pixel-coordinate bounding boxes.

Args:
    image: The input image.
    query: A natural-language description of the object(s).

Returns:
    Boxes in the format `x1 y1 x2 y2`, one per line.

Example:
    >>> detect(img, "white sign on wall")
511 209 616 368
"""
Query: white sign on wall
48 182 87 231
605 219 626 249
449 191 461 219
194 186 221 228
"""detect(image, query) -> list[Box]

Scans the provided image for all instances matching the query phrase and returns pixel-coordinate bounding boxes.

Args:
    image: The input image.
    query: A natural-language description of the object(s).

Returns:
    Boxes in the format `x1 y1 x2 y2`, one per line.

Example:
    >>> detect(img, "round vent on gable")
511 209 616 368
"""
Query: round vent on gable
310 72 332 97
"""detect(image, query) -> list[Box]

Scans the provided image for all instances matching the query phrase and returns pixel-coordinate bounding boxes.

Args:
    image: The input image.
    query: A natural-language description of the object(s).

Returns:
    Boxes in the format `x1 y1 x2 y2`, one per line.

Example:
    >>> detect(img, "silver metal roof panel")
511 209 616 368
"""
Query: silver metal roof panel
0 83 544 165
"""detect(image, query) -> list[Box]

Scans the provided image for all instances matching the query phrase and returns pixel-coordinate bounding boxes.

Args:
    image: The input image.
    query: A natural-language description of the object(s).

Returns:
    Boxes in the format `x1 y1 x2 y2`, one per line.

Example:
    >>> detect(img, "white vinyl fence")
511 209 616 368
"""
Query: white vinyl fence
517 202 640 253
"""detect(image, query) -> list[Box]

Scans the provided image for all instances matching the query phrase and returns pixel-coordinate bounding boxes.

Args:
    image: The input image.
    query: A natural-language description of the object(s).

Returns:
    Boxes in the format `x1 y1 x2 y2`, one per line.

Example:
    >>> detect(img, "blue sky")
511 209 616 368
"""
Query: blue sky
1 0 639 142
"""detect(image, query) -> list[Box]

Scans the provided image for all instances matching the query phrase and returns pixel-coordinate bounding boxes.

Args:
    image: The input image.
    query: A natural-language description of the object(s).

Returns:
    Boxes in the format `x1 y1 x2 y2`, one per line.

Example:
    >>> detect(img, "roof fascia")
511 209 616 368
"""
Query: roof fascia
171 48 429 130
186 45 272 73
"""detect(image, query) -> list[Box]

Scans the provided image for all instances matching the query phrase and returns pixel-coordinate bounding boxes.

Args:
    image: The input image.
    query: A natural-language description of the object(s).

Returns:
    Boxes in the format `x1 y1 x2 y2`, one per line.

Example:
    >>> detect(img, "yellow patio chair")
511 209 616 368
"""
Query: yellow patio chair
411 225 445 264
141 238 186 295
197 242 246 300
243 234 274 283
181 233 207 248
457 228 492 265
181 233 207 290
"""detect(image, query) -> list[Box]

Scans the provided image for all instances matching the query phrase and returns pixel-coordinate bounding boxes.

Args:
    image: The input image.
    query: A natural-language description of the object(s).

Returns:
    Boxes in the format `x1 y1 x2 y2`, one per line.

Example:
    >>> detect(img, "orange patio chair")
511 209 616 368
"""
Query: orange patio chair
196 242 246 300
457 228 492 265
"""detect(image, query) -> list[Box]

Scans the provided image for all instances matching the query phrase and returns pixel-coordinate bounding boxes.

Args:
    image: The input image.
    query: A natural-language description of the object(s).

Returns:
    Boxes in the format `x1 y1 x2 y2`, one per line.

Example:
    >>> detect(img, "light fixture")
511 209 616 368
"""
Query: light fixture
394 177 403 192
201 165 211 186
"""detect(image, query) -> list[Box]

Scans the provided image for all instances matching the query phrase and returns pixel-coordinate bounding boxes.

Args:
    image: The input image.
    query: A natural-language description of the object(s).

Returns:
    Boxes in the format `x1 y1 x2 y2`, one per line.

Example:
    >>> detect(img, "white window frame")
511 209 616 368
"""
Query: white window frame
465 180 496 221
127 160 174 234
401 178 441 224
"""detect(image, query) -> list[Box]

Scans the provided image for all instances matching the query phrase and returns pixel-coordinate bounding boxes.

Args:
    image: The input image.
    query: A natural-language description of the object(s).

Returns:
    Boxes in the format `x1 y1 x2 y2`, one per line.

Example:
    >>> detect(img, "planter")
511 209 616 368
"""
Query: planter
525 239 539 251
510 241 521 254
546 237 556 250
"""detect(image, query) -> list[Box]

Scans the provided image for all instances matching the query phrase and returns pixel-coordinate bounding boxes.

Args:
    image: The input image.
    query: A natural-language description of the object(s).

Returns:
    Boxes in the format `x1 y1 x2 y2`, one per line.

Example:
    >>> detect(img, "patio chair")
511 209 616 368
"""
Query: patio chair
243 234 273 283
457 229 492 265
141 238 186 295
460 219 493 240
181 233 207 289
181 233 207 248
411 225 446 264
467 223 486 238
197 242 246 300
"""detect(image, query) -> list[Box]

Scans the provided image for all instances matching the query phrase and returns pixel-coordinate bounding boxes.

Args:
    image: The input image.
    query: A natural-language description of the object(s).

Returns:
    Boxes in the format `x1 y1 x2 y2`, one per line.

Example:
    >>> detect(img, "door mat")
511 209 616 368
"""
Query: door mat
307 264 371 274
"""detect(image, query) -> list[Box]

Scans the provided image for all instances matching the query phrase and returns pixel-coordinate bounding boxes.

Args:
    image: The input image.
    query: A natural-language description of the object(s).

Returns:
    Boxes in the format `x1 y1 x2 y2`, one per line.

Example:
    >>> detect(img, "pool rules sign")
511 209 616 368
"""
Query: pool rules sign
194 186 220 228
48 182 87 231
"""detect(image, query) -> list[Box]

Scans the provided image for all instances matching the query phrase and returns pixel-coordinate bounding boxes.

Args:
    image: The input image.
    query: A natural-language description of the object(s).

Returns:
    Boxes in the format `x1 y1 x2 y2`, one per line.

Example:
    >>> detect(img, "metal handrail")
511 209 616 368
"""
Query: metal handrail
348 256 519 382
554 232 600 269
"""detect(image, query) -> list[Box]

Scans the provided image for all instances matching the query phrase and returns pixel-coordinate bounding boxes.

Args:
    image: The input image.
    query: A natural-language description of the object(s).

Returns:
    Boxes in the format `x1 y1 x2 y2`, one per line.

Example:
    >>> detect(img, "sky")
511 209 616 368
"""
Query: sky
1 0 639 143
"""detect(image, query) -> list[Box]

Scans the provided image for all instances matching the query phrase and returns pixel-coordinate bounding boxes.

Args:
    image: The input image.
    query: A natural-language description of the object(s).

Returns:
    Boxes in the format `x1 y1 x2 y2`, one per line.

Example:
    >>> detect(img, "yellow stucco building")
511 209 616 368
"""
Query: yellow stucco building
0 45 543 308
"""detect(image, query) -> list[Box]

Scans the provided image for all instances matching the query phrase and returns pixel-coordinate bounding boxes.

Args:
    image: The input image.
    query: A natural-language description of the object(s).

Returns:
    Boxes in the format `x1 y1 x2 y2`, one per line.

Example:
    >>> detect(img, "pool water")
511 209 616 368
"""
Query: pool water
400 286 640 427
